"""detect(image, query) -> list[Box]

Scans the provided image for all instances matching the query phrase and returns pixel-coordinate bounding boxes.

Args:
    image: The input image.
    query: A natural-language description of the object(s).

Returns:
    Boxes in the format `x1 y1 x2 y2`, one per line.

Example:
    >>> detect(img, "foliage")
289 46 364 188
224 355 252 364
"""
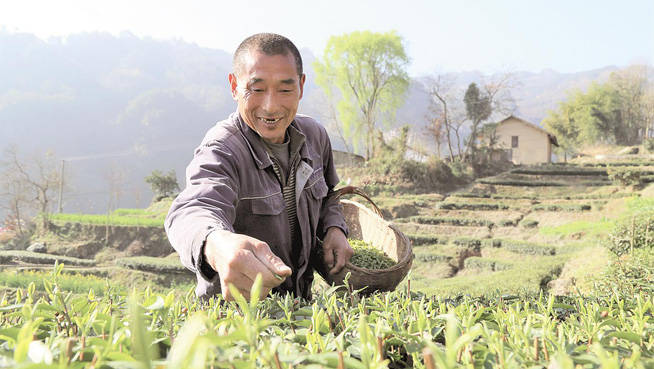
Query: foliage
0 250 95 266
405 234 448 246
314 30 409 158
463 257 512 272
644 138 654 153
49 212 165 227
364 154 465 193
492 239 556 256
543 65 652 152
531 203 592 212
438 202 509 211
607 214 654 256
592 249 653 298
116 256 187 274
607 167 643 187
399 216 493 228
462 82 491 161
145 169 180 201
0 264 652 368
348 239 396 270
519 219 539 228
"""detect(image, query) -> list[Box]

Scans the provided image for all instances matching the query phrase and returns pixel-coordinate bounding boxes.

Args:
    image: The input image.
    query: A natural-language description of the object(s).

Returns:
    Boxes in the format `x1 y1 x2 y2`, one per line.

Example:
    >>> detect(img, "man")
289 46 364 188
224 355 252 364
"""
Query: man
165 33 353 301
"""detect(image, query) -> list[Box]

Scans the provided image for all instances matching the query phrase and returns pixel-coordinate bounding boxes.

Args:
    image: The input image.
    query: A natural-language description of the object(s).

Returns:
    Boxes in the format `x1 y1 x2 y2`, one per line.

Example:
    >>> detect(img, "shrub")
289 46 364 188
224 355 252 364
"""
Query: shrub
401 216 493 227
520 219 539 228
116 256 187 273
531 204 591 212
606 215 654 256
501 240 556 255
0 250 96 266
592 249 653 297
607 167 642 187
644 138 654 153
464 257 512 271
497 219 517 227
452 237 482 249
437 202 509 211
406 234 448 246
510 168 608 176
415 253 452 263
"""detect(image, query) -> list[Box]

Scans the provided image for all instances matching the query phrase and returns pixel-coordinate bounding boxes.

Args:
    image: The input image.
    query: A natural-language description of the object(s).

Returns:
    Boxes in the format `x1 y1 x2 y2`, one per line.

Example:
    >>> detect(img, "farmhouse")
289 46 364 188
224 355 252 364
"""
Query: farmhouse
495 115 559 164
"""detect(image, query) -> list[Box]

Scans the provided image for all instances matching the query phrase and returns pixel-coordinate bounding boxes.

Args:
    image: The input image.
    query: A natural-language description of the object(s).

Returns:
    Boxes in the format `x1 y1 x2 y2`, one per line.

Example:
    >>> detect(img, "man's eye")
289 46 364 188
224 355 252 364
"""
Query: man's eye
280 89 293 93
252 89 264 93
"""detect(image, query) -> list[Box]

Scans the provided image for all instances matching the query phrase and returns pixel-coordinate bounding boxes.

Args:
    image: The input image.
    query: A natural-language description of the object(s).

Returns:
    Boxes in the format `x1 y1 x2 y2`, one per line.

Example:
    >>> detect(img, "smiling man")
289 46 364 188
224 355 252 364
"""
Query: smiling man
165 33 352 301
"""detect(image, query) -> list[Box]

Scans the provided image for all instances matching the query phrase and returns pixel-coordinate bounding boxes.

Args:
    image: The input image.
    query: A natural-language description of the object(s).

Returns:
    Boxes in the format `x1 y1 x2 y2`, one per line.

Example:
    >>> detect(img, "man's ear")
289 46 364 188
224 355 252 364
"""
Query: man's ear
228 73 239 101
298 73 306 100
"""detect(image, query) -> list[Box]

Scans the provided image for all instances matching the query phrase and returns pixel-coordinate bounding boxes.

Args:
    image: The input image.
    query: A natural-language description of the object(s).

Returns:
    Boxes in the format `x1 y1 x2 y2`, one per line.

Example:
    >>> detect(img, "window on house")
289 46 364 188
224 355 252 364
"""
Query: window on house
511 136 519 148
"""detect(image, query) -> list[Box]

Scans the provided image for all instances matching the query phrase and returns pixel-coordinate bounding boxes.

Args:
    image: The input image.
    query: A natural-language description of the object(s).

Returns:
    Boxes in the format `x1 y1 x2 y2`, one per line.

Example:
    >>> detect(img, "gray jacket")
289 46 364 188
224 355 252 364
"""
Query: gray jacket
164 112 347 299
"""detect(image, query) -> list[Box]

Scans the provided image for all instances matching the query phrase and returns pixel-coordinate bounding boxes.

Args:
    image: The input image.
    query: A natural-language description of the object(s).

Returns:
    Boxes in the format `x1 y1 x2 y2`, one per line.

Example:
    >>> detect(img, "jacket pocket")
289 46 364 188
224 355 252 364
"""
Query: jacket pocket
248 192 284 215
307 176 328 200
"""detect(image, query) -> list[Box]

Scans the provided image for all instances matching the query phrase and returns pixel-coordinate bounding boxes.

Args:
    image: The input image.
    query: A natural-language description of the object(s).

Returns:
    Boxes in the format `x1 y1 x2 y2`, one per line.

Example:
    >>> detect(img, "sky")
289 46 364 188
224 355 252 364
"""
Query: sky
1 0 653 76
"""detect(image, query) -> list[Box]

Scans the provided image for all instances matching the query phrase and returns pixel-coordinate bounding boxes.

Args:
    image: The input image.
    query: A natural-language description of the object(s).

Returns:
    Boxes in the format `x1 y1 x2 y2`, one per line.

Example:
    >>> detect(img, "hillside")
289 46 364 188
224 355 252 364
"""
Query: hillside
0 153 651 367
0 30 622 217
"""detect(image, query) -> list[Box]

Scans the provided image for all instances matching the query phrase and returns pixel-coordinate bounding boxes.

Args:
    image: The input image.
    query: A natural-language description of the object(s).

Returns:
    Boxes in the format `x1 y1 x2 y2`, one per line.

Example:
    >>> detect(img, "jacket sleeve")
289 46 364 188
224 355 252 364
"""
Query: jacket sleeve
317 128 348 239
164 141 238 281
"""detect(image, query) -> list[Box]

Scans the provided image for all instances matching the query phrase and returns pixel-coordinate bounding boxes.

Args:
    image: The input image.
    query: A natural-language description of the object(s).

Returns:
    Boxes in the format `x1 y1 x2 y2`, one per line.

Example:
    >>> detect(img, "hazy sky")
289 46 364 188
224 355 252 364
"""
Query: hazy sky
1 0 653 76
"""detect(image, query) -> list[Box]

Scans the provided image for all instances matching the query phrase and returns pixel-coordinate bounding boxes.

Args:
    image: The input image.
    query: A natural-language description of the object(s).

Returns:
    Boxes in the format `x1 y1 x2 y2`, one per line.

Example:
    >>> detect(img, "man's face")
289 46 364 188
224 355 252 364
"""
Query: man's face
229 50 305 144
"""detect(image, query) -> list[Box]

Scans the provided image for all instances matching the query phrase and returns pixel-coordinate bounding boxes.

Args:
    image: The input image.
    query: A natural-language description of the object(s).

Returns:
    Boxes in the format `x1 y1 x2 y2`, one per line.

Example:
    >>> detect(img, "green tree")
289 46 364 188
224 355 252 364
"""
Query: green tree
463 82 491 161
314 30 410 159
544 65 653 151
145 170 179 201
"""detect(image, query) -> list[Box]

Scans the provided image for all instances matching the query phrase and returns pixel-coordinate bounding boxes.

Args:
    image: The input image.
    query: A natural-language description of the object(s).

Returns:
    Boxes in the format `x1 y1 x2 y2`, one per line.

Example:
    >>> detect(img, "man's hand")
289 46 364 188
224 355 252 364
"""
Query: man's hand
321 227 353 275
204 230 292 301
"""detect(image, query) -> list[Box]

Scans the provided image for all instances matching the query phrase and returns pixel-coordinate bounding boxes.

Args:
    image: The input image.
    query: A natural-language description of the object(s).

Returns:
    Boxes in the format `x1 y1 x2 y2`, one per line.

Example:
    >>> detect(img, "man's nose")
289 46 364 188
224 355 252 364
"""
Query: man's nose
261 91 279 112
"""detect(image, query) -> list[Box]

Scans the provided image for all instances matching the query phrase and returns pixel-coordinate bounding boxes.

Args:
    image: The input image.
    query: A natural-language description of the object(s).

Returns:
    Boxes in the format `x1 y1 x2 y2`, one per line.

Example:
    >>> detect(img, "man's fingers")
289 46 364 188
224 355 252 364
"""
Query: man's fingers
253 242 292 278
239 249 289 289
323 246 335 271
329 249 347 275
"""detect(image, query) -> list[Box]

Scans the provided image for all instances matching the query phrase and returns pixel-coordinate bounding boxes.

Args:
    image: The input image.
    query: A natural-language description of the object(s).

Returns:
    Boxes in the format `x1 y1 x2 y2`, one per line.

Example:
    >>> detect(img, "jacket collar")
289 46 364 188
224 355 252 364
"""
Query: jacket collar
235 112 313 170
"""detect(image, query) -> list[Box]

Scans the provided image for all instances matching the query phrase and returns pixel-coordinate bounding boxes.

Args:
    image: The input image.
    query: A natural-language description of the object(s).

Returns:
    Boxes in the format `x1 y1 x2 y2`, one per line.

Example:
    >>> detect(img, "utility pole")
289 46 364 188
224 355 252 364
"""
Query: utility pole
57 160 65 213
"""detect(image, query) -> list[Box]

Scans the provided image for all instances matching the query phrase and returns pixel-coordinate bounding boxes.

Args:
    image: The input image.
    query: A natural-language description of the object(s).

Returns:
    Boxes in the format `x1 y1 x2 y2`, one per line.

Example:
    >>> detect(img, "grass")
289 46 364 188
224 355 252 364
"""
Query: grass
414 256 565 296
399 215 493 227
539 218 615 238
49 212 165 227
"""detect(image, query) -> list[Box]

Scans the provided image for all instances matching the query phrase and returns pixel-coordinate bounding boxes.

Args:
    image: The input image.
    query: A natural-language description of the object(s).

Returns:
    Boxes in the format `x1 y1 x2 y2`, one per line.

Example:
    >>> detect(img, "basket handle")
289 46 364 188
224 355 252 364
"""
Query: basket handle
335 186 384 218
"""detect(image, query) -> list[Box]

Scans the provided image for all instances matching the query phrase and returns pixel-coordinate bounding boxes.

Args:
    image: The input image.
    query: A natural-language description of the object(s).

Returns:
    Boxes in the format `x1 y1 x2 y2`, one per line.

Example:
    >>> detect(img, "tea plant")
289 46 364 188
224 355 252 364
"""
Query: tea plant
0 262 651 368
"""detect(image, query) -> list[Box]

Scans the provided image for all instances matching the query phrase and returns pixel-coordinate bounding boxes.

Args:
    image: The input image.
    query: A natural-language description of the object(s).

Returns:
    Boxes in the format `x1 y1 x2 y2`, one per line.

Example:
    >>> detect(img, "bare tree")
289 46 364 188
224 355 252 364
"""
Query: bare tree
105 162 127 214
0 171 31 235
1 146 62 229
424 75 468 161
483 72 519 117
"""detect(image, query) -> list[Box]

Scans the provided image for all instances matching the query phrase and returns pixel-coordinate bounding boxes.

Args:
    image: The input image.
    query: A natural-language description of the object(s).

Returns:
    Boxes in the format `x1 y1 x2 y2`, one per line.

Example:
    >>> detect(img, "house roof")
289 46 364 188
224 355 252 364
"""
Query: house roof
498 115 559 147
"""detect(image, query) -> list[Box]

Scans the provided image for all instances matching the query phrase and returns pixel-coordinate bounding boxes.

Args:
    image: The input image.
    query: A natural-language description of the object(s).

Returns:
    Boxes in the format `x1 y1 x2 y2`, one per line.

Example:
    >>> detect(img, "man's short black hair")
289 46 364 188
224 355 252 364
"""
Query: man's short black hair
233 33 303 77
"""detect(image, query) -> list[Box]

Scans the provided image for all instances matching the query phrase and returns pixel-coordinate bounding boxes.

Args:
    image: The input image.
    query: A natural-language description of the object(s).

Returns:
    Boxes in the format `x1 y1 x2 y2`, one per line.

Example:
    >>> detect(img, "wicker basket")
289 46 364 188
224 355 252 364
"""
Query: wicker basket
318 186 414 293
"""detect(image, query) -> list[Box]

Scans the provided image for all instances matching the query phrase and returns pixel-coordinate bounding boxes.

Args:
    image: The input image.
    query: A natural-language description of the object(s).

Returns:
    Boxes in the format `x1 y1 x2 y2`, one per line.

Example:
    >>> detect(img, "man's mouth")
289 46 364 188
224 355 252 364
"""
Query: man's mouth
258 117 283 125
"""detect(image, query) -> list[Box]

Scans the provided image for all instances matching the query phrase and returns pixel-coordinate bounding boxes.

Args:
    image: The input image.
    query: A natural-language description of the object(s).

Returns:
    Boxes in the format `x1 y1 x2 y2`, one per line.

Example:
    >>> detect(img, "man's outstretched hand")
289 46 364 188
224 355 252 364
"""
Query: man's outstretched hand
203 230 292 301
321 227 353 275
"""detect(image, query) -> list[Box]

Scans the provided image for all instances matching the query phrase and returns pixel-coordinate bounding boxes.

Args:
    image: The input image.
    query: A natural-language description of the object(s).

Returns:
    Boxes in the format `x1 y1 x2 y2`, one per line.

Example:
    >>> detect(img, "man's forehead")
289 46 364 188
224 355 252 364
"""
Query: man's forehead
238 49 298 76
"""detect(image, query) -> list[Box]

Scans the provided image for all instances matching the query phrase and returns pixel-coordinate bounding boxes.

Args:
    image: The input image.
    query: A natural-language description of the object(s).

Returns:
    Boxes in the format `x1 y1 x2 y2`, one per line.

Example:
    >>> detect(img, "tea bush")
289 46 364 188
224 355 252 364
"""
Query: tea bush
400 216 493 227
607 215 654 256
0 250 96 266
116 256 188 273
1 265 651 368
607 167 642 187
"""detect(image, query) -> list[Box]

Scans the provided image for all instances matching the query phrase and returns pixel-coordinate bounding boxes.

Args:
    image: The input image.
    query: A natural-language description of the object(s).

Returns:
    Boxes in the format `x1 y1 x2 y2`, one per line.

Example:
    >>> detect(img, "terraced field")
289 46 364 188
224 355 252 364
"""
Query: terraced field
367 159 653 297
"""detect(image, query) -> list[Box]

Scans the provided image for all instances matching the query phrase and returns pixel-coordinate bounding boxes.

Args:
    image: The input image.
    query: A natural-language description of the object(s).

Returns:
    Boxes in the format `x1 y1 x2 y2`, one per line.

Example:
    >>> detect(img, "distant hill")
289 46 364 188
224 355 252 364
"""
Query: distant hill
0 31 619 215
